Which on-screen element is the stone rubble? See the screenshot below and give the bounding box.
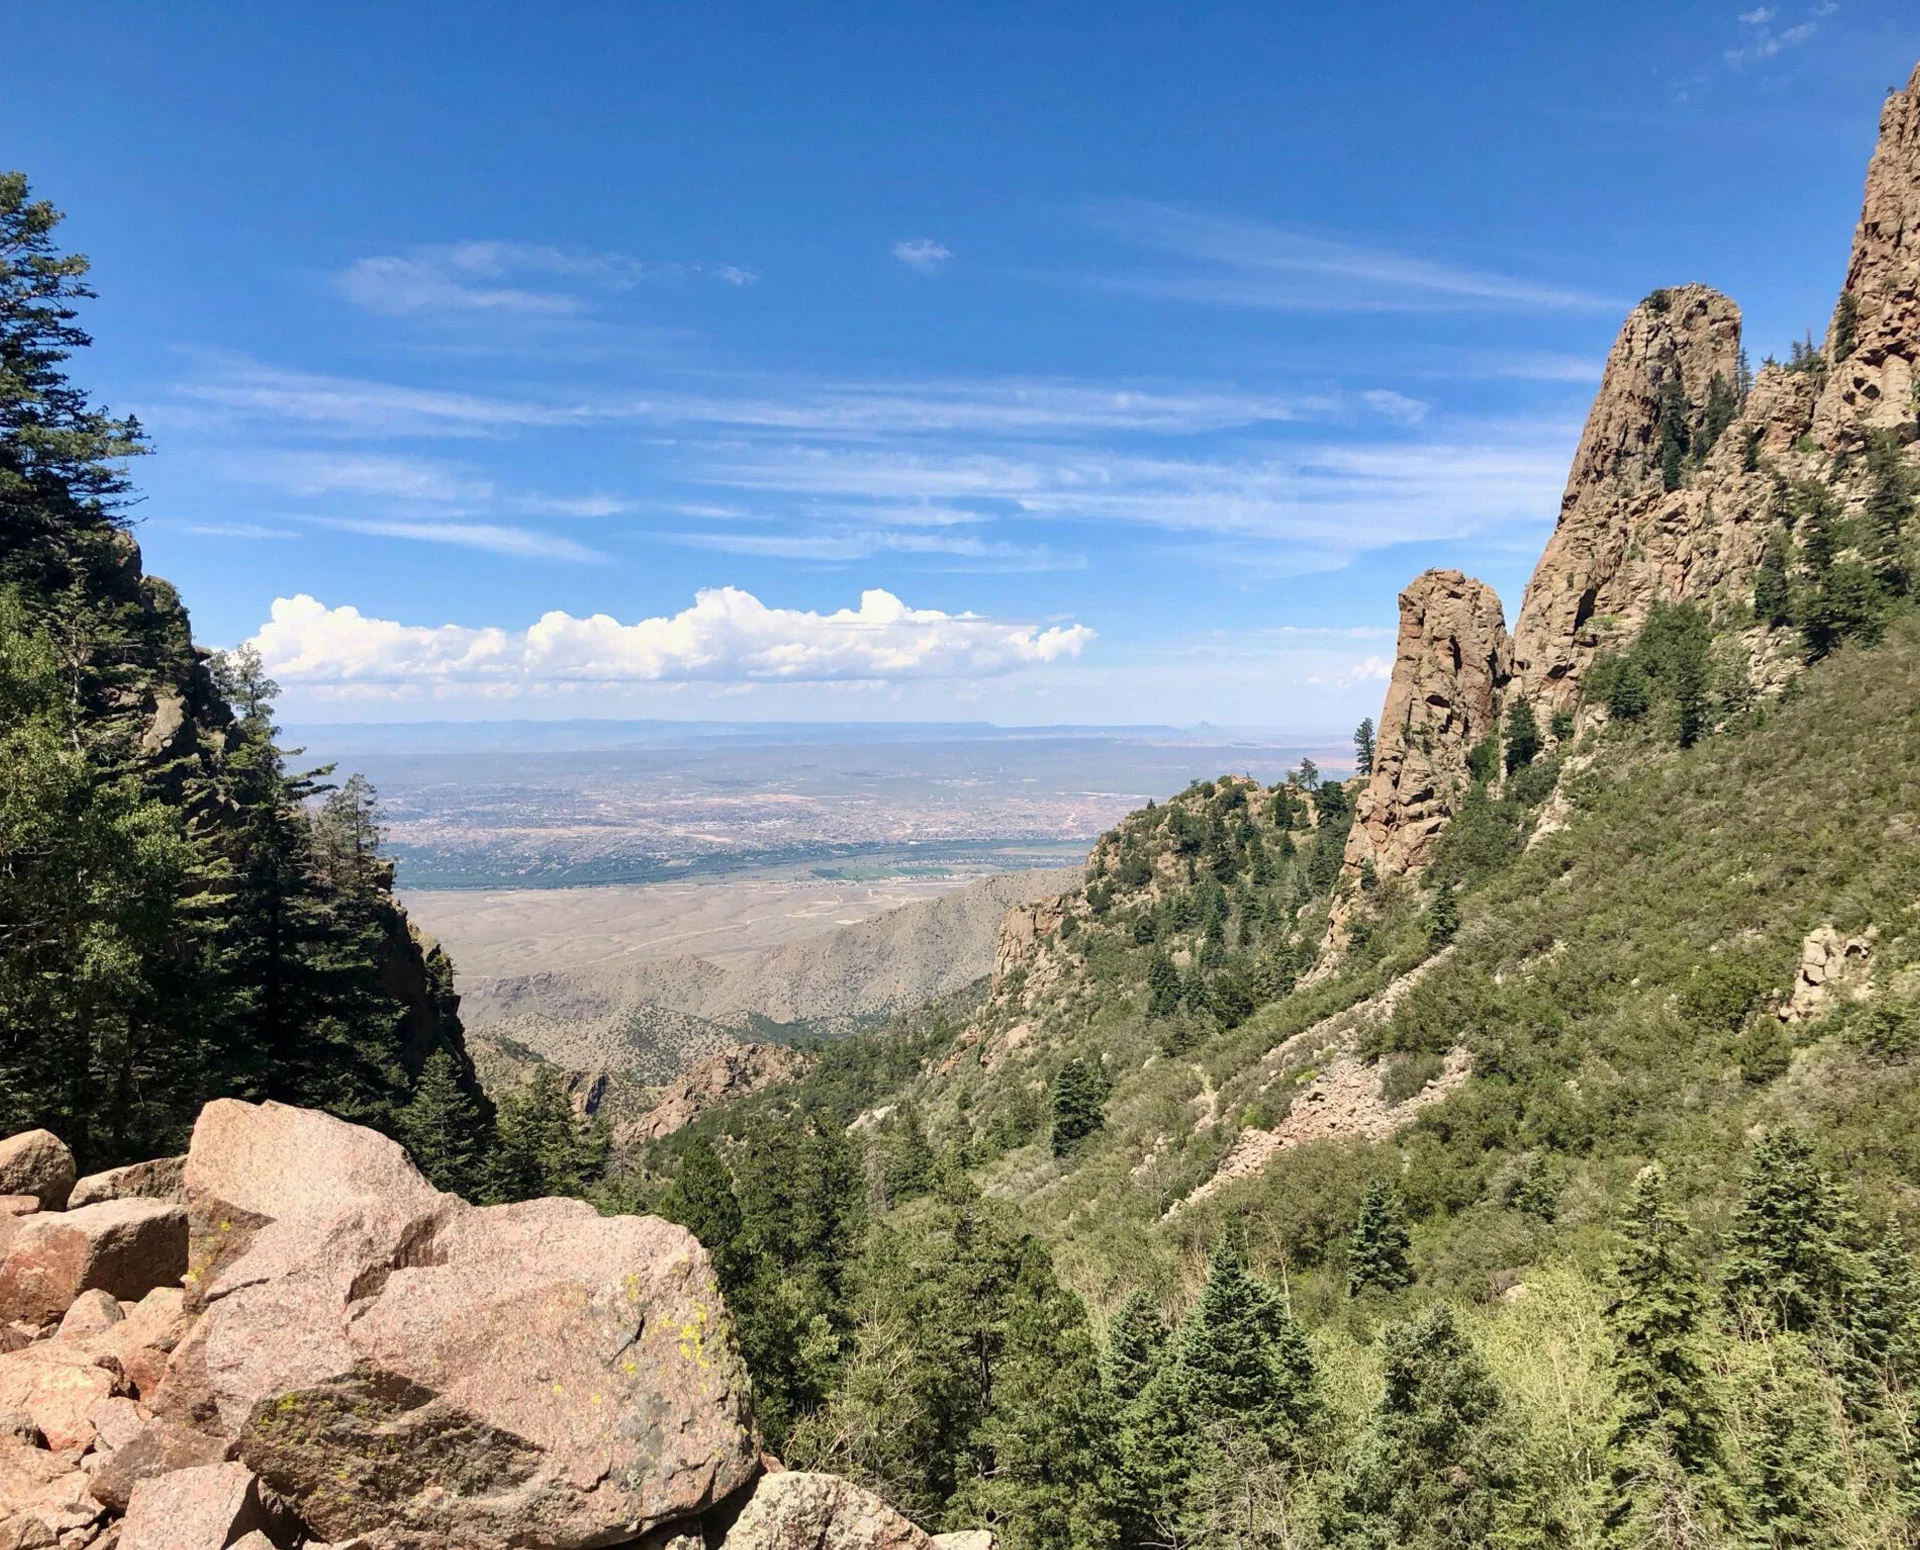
[0,1105,984,1550]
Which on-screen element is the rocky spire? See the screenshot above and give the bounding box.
[1508,285,1745,710]
[1341,569,1509,883]
[1814,62,1920,449]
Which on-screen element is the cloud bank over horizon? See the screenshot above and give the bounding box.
[249,587,1096,699]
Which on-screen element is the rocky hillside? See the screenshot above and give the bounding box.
[0,1102,981,1550]
[459,867,1080,1085]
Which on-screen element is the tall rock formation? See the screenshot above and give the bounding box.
[1336,61,1920,908]
[1341,570,1510,883]
[1814,62,1920,448]
[1508,285,1750,710]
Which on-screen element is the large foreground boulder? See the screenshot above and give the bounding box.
[155,1100,759,1550]
[0,1132,75,1212]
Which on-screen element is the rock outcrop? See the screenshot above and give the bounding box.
[621,1042,812,1146]
[1814,62,1920,448]
[0,1105,969,1550]
[717,1471,933,1550]
[1509,286,1750,711]
[1340,65,1920,898]
[1341,569,1510,884]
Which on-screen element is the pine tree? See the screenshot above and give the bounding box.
[1864,431,1914,597]
[730,1117,864,1447]
[396,1049,492,1198]
[1050,1059,1106,1156]
[1175,1239,1317,1449]
[1604,1164,1721,1541]
[659,1135,749,1291]
[1504,697,1541,774]
[1753,528,1793,626]
[1701,370,1738,455]
[881,1102,937,1207]
[1104,1288,1169,1396]
[1832,289,1860,362]
[1738,1358,1841,1550]
[1353,717,1376,777]
[1723,1126,1855,1335]
[1608,659,1652,721]
[491,1066,606,1202]
[1426,883,1460,947]
[1323,1303,1518,1550]
[1348,1178,1414,1295]
[1658,373,1691,492]
[951,1240,1119,1550]
[0,173,148,565]
[1673,636,1710,749]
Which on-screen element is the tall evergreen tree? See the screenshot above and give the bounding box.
[731,1116,865,1448]
[1323,1303,1518,1550]
[1104,1288,1169,1397]
[659,1135,749,1291]
[1174,1239,1317,1449]
[1723,1126,1855,1335]
[1832,289,1860,362]
[1864,431,1914,597]
[1672,636,1710,749]
[1050,1058,1106,1156]
[951,1240,1119,1550]
[1701,370,1739,455]
[1607,658,1652,721]
[1657,373,1691,493]
[396,1048,492,1198]
[1348,1178,1414,1296]
[1753,528,1793,626]
[1504,697,1541,774]
[1145,952,1181,1019]
[1353,717,1376,777]
[491,1066,607,1202]
[1604,1164,1721,1542]
[880,1102,937,1207]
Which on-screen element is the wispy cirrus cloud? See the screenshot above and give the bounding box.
[668,526,1078,571]
[1078,200,1614,314]
[313,518,605,563]
[169,357,1581,580]
[1724,4,1821,68]
[688,417,1576,567]
[173,360,1352,441]
[251,587,1093,688]
[182,520,300,540]
[336,241,758,316]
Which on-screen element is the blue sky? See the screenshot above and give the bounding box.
[8,2,1917,726]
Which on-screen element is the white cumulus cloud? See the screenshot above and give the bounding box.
[893,239,952,273]
[250,588,1095,689]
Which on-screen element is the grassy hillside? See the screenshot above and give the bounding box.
[629,605,1920,1547]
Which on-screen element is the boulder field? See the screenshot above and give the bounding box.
[0,1101,983,1550]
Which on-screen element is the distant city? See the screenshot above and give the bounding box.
[292,720,1347,889]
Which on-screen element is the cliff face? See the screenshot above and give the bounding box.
[1509,285,1753,711]
[1341,569,1509,883]
[1815,63,1920,448]
[1334,63,1920,906]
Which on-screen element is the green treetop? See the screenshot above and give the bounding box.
[1347,1178,1414,1295]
